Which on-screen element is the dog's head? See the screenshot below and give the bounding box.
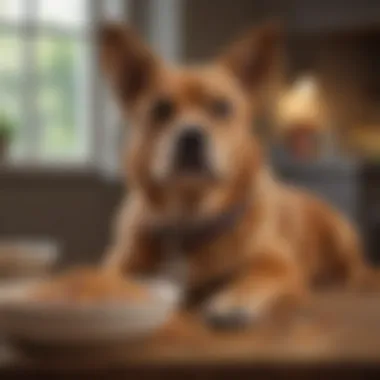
[98,23,280,215]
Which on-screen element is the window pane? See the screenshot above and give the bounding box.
[36,36,88,160]
[38,0,87,28]
[0,33,23,156]
[0,0,24,22]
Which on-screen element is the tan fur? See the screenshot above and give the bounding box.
[99,23,372,326]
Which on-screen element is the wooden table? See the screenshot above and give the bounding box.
[1,292,380,379]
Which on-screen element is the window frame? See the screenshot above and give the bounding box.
[0,0,127,171]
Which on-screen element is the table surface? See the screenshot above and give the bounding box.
[1,291,380,378]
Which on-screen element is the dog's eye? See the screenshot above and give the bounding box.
[151,98,175,124]
[210,98,232,119]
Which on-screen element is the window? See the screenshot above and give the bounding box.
[0,0,179,172]
[0,0,91,164]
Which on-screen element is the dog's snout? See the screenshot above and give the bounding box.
[180,128,204,153]
[175,128,206,172]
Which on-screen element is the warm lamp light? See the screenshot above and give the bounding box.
[277,75,326,132]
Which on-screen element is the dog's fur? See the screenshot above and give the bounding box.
[99,23,373,327]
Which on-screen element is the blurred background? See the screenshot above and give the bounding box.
[0,0,379,275]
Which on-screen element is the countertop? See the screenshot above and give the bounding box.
[1,291,380,379]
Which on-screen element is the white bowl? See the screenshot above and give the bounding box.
[0,240,59,279]
[0,279,181,347]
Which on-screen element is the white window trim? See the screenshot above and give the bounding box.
[90,0,129,178]
[149,0,183,63]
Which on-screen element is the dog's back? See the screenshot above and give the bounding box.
[269,176,367,289]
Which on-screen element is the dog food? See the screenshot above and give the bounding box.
[31,267,150,303]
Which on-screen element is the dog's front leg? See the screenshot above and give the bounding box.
[104,236,158,276]
[203,248,305,329]
[103,197,160,276]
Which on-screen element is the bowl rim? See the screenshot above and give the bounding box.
[0,278,181,315]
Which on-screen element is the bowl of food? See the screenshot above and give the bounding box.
[0,268,181,353]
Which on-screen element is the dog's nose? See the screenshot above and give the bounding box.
[175,128,206,172]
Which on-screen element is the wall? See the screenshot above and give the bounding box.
[183,0,289,62]
[0,169,123,267]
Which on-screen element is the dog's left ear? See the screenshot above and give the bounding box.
[219,22,282,96]
[97,23,160,107]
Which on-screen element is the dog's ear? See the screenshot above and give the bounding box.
[219,22,282,96]
[97,23,159,106]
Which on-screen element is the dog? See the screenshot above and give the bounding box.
[98,22,374,329]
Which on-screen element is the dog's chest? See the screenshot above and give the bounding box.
[157,232,248,288]
[149,200,255,288]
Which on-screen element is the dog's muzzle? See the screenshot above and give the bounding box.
[174,127,207,173]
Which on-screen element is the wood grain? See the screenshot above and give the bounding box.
[1,291,380,373]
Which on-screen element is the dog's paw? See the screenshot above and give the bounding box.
[202,295,262,330]
[204,306,253,330]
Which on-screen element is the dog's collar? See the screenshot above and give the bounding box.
[147,199,249,253]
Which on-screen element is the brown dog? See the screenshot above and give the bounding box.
[98,22,372,328]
